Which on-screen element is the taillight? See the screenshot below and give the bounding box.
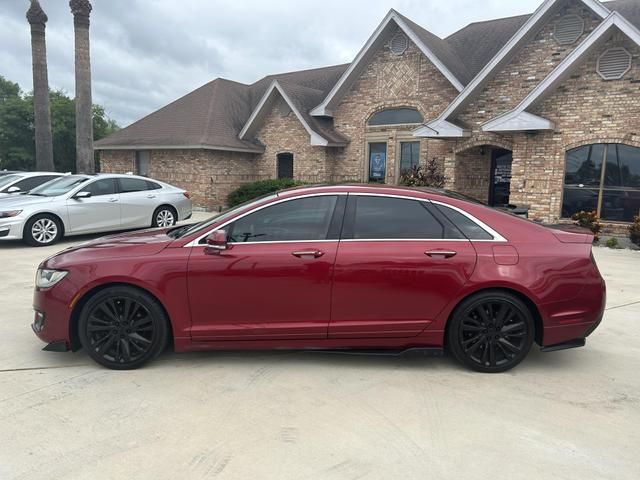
[183,192,191,199]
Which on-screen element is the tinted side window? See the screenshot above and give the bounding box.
[228,196,338,243]
[85,179,117,196]
[14,175,59,192]
[349,196,443,240]
[434,204,494,240]
[118,178,149,193]
[146,181,162,190]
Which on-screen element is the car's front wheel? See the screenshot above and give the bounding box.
[78,286,169,370]
[152,206,177,228]
[24,214,63,247]
[448,291,534,373]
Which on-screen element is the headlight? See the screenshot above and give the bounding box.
[0,210,22,218]
[36,269,68,289]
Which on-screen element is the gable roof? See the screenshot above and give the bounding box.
[95,64,348,151]
[239,80,348,146]
[310,9,469,117]
[413,0,612,138]
[483,11,640,132]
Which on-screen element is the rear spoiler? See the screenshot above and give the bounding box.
[544,224,594,244]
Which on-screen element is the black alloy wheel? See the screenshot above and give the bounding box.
[79,286,169,370]
[448,291,534,373]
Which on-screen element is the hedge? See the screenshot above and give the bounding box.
[226,179,304,207]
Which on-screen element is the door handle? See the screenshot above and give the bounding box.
[147,194,156,199]
[425,250,457,259]
[292,250,325,259]
[108,198,118,203]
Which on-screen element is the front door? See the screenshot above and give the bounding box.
[329,194,477,338]
[66,178,121,234]
[368,143,387,183]
[490,149,513,207]
[187,195,344,340]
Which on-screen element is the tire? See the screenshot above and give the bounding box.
[78,286,169,370]
[152,206,177,228]
[447,291,534,373]
[24,214,63,247]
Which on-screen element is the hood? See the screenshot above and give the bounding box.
[46,227,175,268]
[0,194,56,208]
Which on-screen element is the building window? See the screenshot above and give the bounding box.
[277,152,294,179]
[135,151,150,176]
[368,108,423,126]
[368,143,387,183]
[399,142,420,174]
[562,143,640,222]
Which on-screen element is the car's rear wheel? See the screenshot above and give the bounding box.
[24,214,63,247]
[448,291,534,373]
[78,286,169,370]
[152,206,177,228]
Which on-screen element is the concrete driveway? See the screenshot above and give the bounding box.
[1,220,639,480]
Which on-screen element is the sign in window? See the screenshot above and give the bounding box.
[369,143,387,183]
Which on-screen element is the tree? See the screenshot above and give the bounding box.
[0,75,119,172]
[69,0,94,173]
[26,0,55,171]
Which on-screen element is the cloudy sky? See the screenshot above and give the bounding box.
[1,0,541,126]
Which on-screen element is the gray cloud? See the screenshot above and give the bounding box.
[1,0,541,126]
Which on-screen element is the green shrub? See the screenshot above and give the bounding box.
[227,179,303,207]
[630,216,640,247]
[399,158,445,188]
[571,210,602,242]
[605,237,619,249]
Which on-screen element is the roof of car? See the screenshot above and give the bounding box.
[276,183,464,201]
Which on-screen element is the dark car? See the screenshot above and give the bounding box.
[32,185,606,373]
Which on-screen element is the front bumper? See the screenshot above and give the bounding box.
[32,282,75,350]
[0,217,26,241]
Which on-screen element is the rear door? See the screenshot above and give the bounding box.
[67,178,121,233]
[329,194,477,338]
[117,177,160,228]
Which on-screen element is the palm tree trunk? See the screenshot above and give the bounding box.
[26,0,54,172]
[70,0,94,173]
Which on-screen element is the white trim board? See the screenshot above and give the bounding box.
[483,12,640,133]
[310,9,465,117]
[414,0,611,138]
[239,80,331,147]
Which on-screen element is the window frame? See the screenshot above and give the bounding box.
[562,143,640,223]
[183,192,506,247]
[82,178,118,197]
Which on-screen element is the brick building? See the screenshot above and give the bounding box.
[96,0,640,230]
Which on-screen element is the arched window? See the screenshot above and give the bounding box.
[562,143,640,222]
[277,152,294,179]
[368,108,423,126]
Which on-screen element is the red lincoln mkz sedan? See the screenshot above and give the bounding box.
[32,185,606,373]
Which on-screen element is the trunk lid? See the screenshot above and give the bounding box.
[545,224,594,244]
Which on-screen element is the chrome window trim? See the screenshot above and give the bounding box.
[183,192,346,247]
[183,191,507,247]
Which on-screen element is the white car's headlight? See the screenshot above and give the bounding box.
[36,269,68,289]
[0,210,22,218]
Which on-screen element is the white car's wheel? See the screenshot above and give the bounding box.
[152,206,176,228]
[24,214,63,247]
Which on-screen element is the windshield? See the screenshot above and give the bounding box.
[29,175,89,197]
[171,193,279,239]
[0,174,23,190]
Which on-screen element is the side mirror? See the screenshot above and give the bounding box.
[74,191,92,199]
[7,186,21,194]
[204,230,232,255]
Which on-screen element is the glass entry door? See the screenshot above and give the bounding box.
[490,149,513,207]
[368,143,387,183]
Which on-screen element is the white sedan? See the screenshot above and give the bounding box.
[0,173,192,246]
